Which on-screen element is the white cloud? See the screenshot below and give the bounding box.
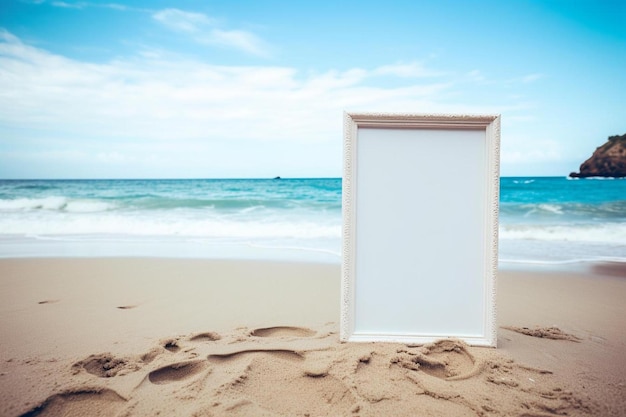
[0,31,464,145]
[38,1,150,13]
[0,31,545,177]
[151,8,270,57]
[152,9,214,33]
[463,70,545,87]
[103,3,129,11]
[51,1,86,8]
[205,29,270,57]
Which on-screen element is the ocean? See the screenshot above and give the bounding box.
[0,177,624,266]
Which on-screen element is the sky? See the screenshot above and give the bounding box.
[0,0,624,179]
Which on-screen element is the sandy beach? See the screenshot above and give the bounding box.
[1,258,624,417]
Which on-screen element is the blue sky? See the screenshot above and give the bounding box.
[0,0,624,178]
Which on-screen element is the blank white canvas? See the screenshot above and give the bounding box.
[354,128,487,337]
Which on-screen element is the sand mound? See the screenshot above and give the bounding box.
[502,326,582,342]
[19,388,126,417]
[18,326,597,417]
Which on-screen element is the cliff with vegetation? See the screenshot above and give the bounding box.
[569,133,626,178]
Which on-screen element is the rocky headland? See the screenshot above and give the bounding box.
[569,133,626,178]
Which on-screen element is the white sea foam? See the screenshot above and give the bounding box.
[0,211,341,239]
[498,238,626,266]
[0,197,115,212]
[500,223,626,244]
[64,200,116,212]
[521,204,564,217]
[238,205,264,214]
[0,234,342,263]
[566,176,626,181]
[0,196,68,211]
[537,204,563,215]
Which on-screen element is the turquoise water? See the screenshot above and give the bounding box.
[0,177,624,264]
[498,177,625,264]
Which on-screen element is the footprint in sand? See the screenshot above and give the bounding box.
[148,360,207,385]
[72,353,137,378]
[37,299,60,305]
[394,339,481,381]
[208,349,356,416]
[162,338,181,353]
[204,349,305,395]
[140,348,161,364]
[19,388,126,417]
[250,326,316,338]
[189,331,222,342]
[354,351,402,403]
[208,349,303,363]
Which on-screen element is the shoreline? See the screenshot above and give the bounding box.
[1,257,625,416]
[2,233,626,268]
[3,249,626,275]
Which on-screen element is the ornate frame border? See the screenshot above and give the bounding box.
[341,112,500,347]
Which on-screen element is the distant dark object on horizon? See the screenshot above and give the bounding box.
[273,176,281,180]
[569,133,626,178]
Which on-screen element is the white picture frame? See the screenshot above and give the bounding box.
[341,113,500,347]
